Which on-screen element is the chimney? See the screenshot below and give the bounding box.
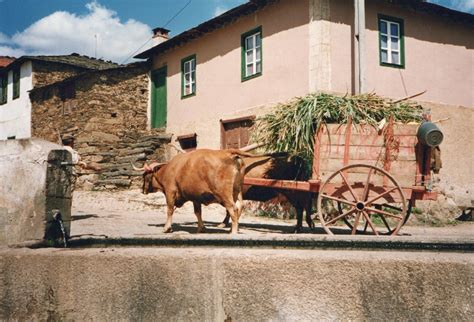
[152,27,170,46]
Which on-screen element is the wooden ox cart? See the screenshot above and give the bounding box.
[243,117,439,235]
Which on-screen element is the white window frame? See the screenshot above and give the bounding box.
[242,28,262,80]
[379,18,403,66]
[182,56,196,97]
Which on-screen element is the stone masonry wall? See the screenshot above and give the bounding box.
[32,62,87,88]
[31,64,171,190]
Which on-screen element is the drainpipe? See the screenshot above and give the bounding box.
[354,0,366,94]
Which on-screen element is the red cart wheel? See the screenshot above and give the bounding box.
[317,164,407,236]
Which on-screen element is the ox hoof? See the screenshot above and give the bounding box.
[294,226,303,234]
[217,223,229,228]
[196,226,206,234]
[163,227,173,233]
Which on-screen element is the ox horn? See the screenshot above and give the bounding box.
[131,162,146,171]
[131,161,166,172]
[168,143,185,154]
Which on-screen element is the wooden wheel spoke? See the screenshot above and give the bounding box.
[362,167,374,202]
[365,206,403,220]
[361,210,379,236]
[380,215,394,233]
[351,212,361,235]
[321,194,356,207]
[382,204,403,212]
[363,220,369,233]
[364,187,398,206]
[338,171,358,202]
[318,164,407,236]
[326,207,357,226]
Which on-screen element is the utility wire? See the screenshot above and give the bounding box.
[120,0,192,64]
[120,37,153,64]
[164,0,192,28]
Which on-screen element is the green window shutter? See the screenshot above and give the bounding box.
[241,26,262,82]
[378,14,405,69]
[13,69,20,99]
[0,76,7,105]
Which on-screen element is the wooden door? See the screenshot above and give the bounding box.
[151,66,167,128]
[221,116,255,149]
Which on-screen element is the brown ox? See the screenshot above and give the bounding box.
[220,153,314,232]
[136,149,256,234]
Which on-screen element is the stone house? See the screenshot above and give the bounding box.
[29,62,171,190]
[135,0,473,209]
[0,54,118,140]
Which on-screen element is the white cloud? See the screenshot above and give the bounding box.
[0,32,11,44]
[455,0,474,12]
[428,0,474,13]
[1,1,152,63]
[0,46,26,57]
[214,6,227,17]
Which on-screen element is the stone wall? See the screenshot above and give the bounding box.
[30,63,171,190]
[32,61,86,88]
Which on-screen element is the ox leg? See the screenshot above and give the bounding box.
[218,213,231,228]
[193,202,205,233]
[163,204,174,233]
[228,192,243,234]
[305,196,315,230]
[295,207,304,234]
[224,203,239,234]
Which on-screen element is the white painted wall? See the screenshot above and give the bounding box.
[0,61,33,140]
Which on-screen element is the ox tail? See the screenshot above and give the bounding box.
[229,150,273,176]
[229,149,289,158]
[230,154,246,175]
[228,149,276,159]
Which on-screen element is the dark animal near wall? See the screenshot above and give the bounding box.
[220,153,314,233]
[134,149,256,234]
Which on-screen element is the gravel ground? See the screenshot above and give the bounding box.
[71,190,473,240]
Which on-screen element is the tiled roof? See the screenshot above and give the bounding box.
[24,53,119,70]
[0,56,15,67]
[0,53,119,73]
[135,0,276,59]
[135,0,474,59]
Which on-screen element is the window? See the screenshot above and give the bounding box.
[13,68,20,99]
[181,54,196,98]
[177,133,197,151]
[220,116,255,149]
[0,75,7,105]
[378,15,404,68]
[241,26,262,81]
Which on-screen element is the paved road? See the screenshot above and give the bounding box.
[71,190,473,244]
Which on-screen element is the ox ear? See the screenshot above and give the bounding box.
[152,163,167,172]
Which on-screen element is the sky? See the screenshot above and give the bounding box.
[0,0,472,64]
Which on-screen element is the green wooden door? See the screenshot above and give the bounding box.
[151,66,167,128]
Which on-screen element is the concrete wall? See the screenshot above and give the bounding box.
[0,247,472,320]
[152,0,310,148]
[426,102,473,208]
[329,0,474,107]
[0,139,73,246]
[0,61,33,140]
